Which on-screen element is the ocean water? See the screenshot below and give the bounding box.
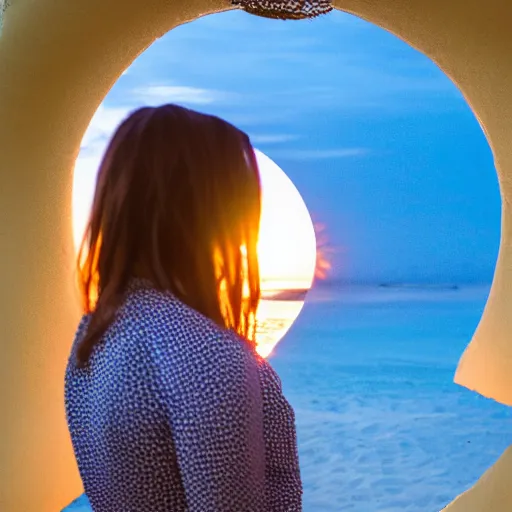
[270,284,512,511]
[64,284,512,512]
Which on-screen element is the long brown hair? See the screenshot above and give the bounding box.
[76,104,262,366]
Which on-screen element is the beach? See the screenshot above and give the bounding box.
[64,283,512,511]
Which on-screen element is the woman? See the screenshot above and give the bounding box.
[65,104,303,512]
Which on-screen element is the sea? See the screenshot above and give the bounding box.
[64,282,512,512]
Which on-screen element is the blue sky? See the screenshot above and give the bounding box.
[78,8,501,284]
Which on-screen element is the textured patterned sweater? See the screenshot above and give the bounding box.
[65,278,302,511]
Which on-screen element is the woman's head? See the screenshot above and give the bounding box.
[76,104,262,366]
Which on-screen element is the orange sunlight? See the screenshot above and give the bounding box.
[313,221,333,281]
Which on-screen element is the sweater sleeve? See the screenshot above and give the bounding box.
[258,357,303,511]
[153,323,267,512]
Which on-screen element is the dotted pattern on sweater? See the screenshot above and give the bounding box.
[65,278,302,512]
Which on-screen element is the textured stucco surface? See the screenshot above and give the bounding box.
[0,0,511,510]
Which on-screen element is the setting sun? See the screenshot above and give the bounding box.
[255,150,317,291]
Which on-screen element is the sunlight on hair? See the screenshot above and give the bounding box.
[72,147,318,358]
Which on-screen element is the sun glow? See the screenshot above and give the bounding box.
[313,222,333,281]
[72,145,318,358]
[256,150,316,290]
[253,149,317,356]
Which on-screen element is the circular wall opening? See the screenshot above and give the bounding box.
[64,9,508,512]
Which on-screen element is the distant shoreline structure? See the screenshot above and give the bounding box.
[310,278,492,289]
[377,282,460,290]
[260,280,493,301]
[261,288,308,301]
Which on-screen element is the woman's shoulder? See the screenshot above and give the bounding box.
[256,358,297,427]
[122,280,255,362]
[72,314,92,346]
[255,356,284,391]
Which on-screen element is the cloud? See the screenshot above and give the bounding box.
[251,134,300,144]
[78,81,238,155]
[268,148,369,160]
[131,84,234,106]
[222,110,297,127]
[80,105,132,152]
